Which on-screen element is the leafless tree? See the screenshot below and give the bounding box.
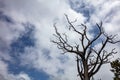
[51,15,120,80]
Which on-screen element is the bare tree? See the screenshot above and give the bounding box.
[51,15,120,80]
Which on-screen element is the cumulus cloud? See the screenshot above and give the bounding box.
[0,0,120,80]
[0,60,31,80]
[0,0,85,80]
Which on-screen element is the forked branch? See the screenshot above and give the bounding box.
[52,15,120,80]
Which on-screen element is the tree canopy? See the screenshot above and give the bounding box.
[111,59,120,80]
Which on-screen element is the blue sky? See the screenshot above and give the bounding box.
[9,22,50,80]
[0,0,120,80]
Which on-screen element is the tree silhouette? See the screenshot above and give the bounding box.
[52,15,120,80]
[110,59,120,80]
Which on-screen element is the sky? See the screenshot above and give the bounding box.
[0,0,120,80]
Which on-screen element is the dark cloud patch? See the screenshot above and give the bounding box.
[42,48,52,60]
[57,68,64,75]
[0,11,14,24]
[57,55,69,64]
[0,74,5,80]
[0,38,8,52]
[0,0,5,8]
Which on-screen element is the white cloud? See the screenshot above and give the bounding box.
[89,0,120,31]
[20,46,78,80]
[0,59,31,80]
[0,0,120,80]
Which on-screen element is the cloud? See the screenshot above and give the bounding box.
[20,46,78,80]
[0,0,85,80]
[0,59,31,80]
[0,0,120,80]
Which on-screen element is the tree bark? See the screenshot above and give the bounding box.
[84,60,90,80]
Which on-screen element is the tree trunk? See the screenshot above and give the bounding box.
[84,60,90,80]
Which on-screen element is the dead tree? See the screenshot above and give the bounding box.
[51,15,120,80]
